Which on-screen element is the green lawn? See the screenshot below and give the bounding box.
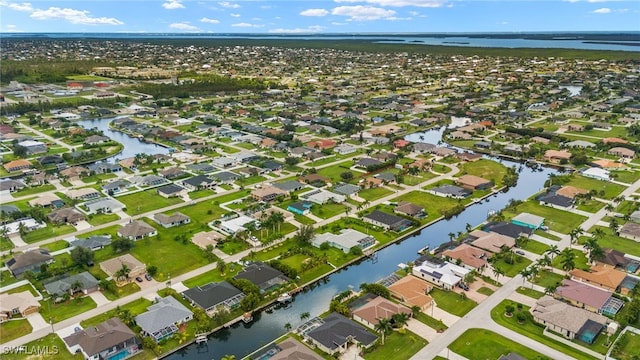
[102,281,141,301]
[0,270,19,287]
[449,328,551,360]
[393,190,470,224]
[310,202,349,219]
[359,187,393,201]
[515,286,545,299]
[551,249,590,271]
[363,329,427,360]
[520,239,550,255]
[491,300,598,360]
[414,312,448,331]
[459,159,508,187]
[81,173,117,183]
[611,170,640,184]
[584,226,640,257]
[117,189,183,215]
[0,236,15,251]
[12,184,56,197]
[42,240,70,252]
[22,225,76,243]
[534,229,561,241]
[576,199,606,213]
[40,296,97,323]
[429,288,477,317]
[566,175,625,200]
[87,212,120,226]
[188,189,216,199]
[217,238,250,255]
[477,287,495,296]
[80,298,152,328]
[237,175,267,186]
[610,329,640,360]
[182,266,242,288]
[502,200,587,234]
[531,270,566,288]
[317,161,355,183]
[0,319,32,344]
[492,255,532,277]
[0,334,82,360]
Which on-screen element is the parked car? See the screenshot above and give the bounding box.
[145,274,152,281]
[515,250,525,256]
[135,276,143,283]
[458,282,469,291]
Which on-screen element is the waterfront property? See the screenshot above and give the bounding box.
[311,229,376,254]
[531,295,608,344]
[305,312,377,355]
[427,184,472,199]
[63,318,141,360]
[182,281,245,315]
[234,262,290,293]
[135,296,193,343]
[412,255,470,290]
[441,243,489,271]
[511,212,545,229]
[387,275,434,311]
[352,296,411,329]
[266,338,324,360]
[363,210,413,232]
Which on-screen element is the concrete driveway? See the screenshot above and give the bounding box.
[88,291,110,307]
[26,313,50,331]
[73,221,92,231]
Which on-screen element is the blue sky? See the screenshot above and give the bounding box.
[1,1,639,33]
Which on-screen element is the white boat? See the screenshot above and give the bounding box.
[417,245,430,255]
[277,293,292,303]
[195,334,207,344]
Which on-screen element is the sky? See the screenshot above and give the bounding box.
[0,0,639,33]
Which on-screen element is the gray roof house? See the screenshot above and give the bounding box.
[117,221,158,240]
[6,249,53,278]
[305,312,377,354]
[182,281,246,315]
[135,296,193,343]
[63,318,141,360]
[532,296,608,343]
[153,212,191,228]
[427,184,472,199]
[211,171,240,184]
[44,271,99,296]
[363,210,413,232]
[156,184,187,198]
[273,180,306,193]
[102,179,132,195]
[182,175,216,190]
[70,235,112,251]
[84,197,126,214]
[234,262,290,293]
[333,183,361,196]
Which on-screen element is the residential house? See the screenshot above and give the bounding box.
[412,256,470,290]
[84,135,109,145]
[363,210,413,232]
[211,157,236,169]
[182,175,216,190]
[456,175,494,190]
[182,281,245,315]
[544,150,572,163]
[300,189,346,205]
[569,265,627,293]
[619,222,640,241]
[441,243,488,271]
[100,254,146,284]
[67,188,101,201]
[333,183,361,197]
[219,215,258,234]
[387,275,433,311]
[273,180,306,193]
[0,179,26,193]
[44,271,99,296]
[63,318,141,360]
[211,171,240,184]
[186,163,216,173]
[156,184,187,198]
[29,193,63,208]
[531,296,608,344]
[582,167,610,181]
[511,212,545,229]
[287,201,313,215]
[70,235,112,251]
[17,140,47,155]
[191,230,224,250]
[4,159,32,172]
[47,207,86,225]
[311,229,376,254]
[234,262,290,293]
[413,142,436,154]
[117,221,157,240]
[268,338,324,360]
[555,279,617,315]
[352,296,411,329]
[305,312,377,355]
[394,201,425,218]
[88,163,122,174]
[251,186,288,202]
[6,249,53,278]
[608,147,635,159]
[0,218,44,235]
[130,175,166,187]
[428,184,472,199]
[0,291,40,321]
[299,174,331,186]
[307,139,337,150]
[102,179,132,195]
[260,160,284,172]
[84,198,126,214]
[483,222,534,239]
[597,249,631,270]
[135,296,193,343]
[355,157,383,169]
[159,167,187,180]
[153,212,191,228]
[334,143,357,155]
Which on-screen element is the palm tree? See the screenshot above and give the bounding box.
[300,312,310,321]
[391,313,410,328]
[544,284,558,296]
[568,227,584,249]
[592,227,606,241]
[536,254,552,270]
[492,266,505,282]
[70,280,84,295]
[374,318,393,345]
[410,305,421,317]
[115,264,131,282]
[546,244,560,260]
[559,248,576,272]
[605,203,615,214]
[609,218,619,234]
[518,268,531,285]
[448,232,456,242]
[284,323,292,332]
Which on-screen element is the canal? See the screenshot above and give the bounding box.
[164,148,557,358]
[76,117,170,162]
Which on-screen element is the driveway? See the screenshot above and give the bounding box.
[73,221,92,231]
[88,291,110,307]
[406,318,439,342]
[26,313,50,332]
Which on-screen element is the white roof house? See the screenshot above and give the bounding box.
[300,189,346,204]
[412,257,470,290]
[311,229,376,253]
[219,215,256,234]
[582,167,610,181]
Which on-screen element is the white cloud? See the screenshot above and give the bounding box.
[169,22,199,31]
[269,25,326,33]
[219,2,240,9]
[162,0,185,10]
[4,24,23,32]
[592,7,611,13]
[332,5,396,21]
[230,13,241,17]
[334,0,446,7]
[232,22,263,27]
[300,8,329,16]
[30,7,124,25]
[6,2,33,12]
[200,17,220,24]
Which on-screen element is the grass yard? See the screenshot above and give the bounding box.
[551,249,590,271]
[584,226,640,257]
[81,173,117,183]
[520,239,550,255]
[237,175,267,186]
[566,175,625,200]
[429,288,477,317]
[317,161,355,183]
[491,300,598,360]
[182,265,242,288]
[80,298,152,328]
[87,212,120,226]
[217,238,250,255]
[477,287,495,296]
[42,240,70,252]
[393,190,470,224]
[320,217,397,246]
[12,184,56,197]
[414,312,448,331]
[610,330,640,360]
[0,334,82,360]
[516,286,545,299]
[294,214,316,225]
[531,270,566,289]
[363,329,427,360]
[576,199,606,213]
[0,236,14,251]
[611,170,640,184]
[359,187,393,201]
[501,200,587,234]
[0,270,19,287]
[449,328,551,360]
[117,189,183,215]
[534,229,561,241]
[459,159,509,187]
[40,296,97,323]
[310,202,349,219]
[102,281,141,301]
[0,319,32,344]
[22,225,76,243]
[492,255,532,277]
[188,189,216,199]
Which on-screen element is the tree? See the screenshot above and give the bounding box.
[70,246,94,267]
[374,318,393,345]
[492,266,505,282]
[300,312,310,321]
[546,244,560,260]
[519,268,531,285]
[295,225,315,245]
[284,323,292,331]
[217,260,227,275]
[391,312,410,328]
[609,218,619,234]
[112,237,135,252]
[410,305,421,317]
[559,248,576,272]
[147,265,158,277]
[340,171,354,182]
[115,264,131,282]
[568,227,584,248]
